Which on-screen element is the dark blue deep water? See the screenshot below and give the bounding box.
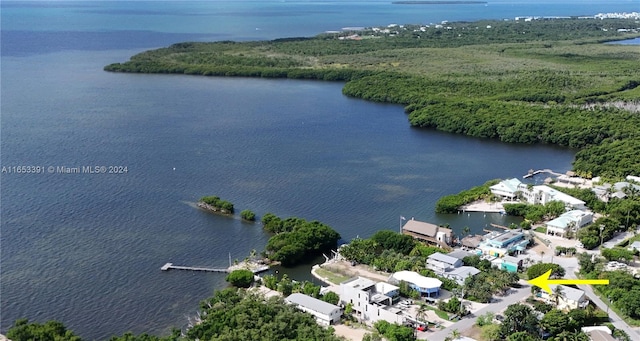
[2,1,638,339]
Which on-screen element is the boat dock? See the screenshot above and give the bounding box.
[161,263,228,273]
[490,223,509,230]
[161,262,270,274]
[523,168,562,179]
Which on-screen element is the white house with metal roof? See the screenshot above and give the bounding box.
[537,285,588,311]
[426,252,462,272]
[522,185,586,210]
[546,210,593,238]
[285,293,342,325]
[490,178,523,200]
[426,252,480,285]
[443,266,481,285]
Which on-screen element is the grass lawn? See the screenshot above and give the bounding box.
[314,267,351,285]
[535,226,547,234]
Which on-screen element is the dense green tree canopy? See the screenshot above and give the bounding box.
[200,196,234,213]
[225,269,254,288]
[371,230,416,255]
[527,263,566,281]
[106,18,640,178]
[189,288,343,341]
[500,304,541,339]
[263,215,341,266]
[7,319,82,341]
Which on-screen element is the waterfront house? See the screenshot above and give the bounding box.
[477,229,529,257]
[388,271,442,298]
[401,219,452,246]
[521,185,586,210]
[339,277,404,324]
[537,285,589,311]
[593,181,640,202]
[285,293,342,325]
[490,178,523,200]
[546,210,593,238]
[461,235,483,250]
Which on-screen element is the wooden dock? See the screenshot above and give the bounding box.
[160,262,270,274]
[490,223,509,230]
[161,263,228,273]
[523,168,562,179]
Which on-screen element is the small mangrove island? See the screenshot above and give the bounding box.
[198,195,234,214]
[105,17,640,177]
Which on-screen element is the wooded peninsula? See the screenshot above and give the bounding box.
[105,18,640,177]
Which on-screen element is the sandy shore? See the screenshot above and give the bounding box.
[459,200,509,213]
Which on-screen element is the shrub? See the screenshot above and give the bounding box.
[240,209,256,221]
[225,269,254,288]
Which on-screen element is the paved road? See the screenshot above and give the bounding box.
[419,280,533,341]
[558,255,640,340]
[573,280,640,340]
[420,254,640,341]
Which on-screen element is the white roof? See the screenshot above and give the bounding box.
[285,293,340,316]
[375,282,399,295]
[389,271,442,289]
[546,215,573,229]
[342,276,376,290]
[447,266,480,278]
[490,178,522,193]
[550,285,585,302]
[547,210,592,229]
[428,252,460,266]
[533,185,585,206]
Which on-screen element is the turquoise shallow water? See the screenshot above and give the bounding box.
[2,0,638,338]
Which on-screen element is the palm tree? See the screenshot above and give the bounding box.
[449,329,461,340]
[462,226,471,238]
[416,303,428,323]
[551,285,565,307]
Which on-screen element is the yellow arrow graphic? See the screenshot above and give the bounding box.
[528,269,609,294]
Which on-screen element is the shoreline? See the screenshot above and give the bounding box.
[459,199,508,213]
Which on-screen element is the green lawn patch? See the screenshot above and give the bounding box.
[425,306,450,320]
[314,267,352,285]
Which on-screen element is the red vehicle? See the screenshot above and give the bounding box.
[416,325,426,331]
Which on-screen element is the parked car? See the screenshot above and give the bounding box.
[416,325,426,331]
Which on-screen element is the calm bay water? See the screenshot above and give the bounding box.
[2,1,638,339]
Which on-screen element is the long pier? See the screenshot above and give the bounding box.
[160,262,269,274]
[523,168,562,179]
[161,263,228,273]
